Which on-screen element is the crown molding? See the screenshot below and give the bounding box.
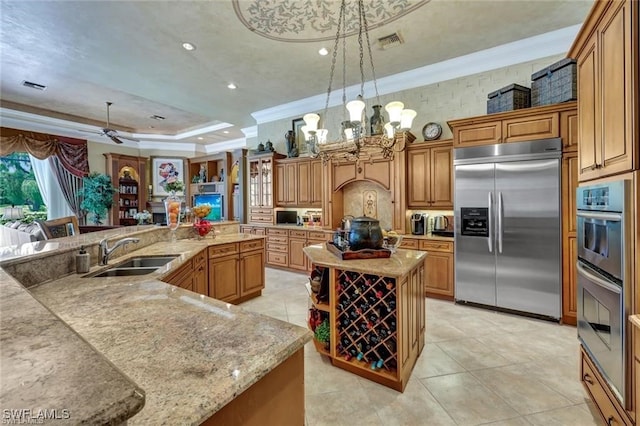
[251,24,582,124]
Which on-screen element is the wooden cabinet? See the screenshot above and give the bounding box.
[248,152,285,224]
[288,233,307,271]
[275,158,323,207]
[448,103,577,149]
[570,0,639,181]
[162,248,208,294]
[239,239,265,296]
[581,347,633,426]
[275,162,297,206]
[209,239,265,303]
[419,240,454,300]
[297,159,323,207]
[104,153,147,226]
[561,153,579,325]
[407,140,453,209]
[266,228,288,268]
[304,249,425,392]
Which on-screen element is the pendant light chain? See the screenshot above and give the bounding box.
[361,1,381,105]
[323,0,346,121]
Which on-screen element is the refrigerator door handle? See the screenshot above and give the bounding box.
[487,192,493,253]
[498,191,503,254]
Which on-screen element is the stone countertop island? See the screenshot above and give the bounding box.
[1,226,312,425]
[303,243,426,392]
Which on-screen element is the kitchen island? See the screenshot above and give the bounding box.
[303,243,426,392]
[1,226,312,425]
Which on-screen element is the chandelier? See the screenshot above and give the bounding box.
[302,0,417,162]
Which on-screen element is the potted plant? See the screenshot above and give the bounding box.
[78,172,117,225]
[314,319,330,351]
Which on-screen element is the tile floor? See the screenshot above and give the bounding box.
[240,268,602,426]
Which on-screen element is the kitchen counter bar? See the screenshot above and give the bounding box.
[4,230,312,425]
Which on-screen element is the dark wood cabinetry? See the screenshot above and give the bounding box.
[104,153,147,226]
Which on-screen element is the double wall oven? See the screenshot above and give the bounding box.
[576,179,631,407]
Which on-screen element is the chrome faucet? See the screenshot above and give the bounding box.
[99,237,140,265]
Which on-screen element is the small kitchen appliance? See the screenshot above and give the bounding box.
[434,215,449,232]
[410,213,427,235]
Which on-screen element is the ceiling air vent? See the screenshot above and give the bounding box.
[22,80,46,91]
[150,115,165,120]
[377,32,404,50]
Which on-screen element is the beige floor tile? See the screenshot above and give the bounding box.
[471,364,572,415]
[358,377,457,425]
[524,403,601,425]
[436,338,514,370]
[251,268,591,426]
[422,372,519,425]
[304,390,383,426]
[478,417,532,426]
[412,343,466,379]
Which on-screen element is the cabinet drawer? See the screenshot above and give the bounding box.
[209,243,239,258]
[581,349,630,426]
[289,230,307,238]
[249,214,273,223]
[267,235,288,244]
[400,238,419,249]
[267,242,287,252]
[192,249,207,266]
[267,251,288,266]
[307,231,327,240]
[241,239,264,252]
[250,208,273,215]
[268,228,288,236]
[420,240,453,253]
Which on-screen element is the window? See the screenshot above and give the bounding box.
[0,152,46,222]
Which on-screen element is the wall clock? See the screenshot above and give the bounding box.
[422,122,442,141]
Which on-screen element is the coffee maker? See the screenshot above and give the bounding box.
[410,213,427,235]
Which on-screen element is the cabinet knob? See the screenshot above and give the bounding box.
[590,164,597,171]
[607,416,615,425]
[582,373,594,385]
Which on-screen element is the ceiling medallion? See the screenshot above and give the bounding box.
[232,0,430,42]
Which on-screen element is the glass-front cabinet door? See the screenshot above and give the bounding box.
[260,158,273,208]
[249,158,261,208]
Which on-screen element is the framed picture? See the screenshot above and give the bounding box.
[292,117,308,156]
[150,157,186,197]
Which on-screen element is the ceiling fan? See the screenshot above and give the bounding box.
[87,102,140,144]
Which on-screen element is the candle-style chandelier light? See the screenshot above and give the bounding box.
[302,0,417,162]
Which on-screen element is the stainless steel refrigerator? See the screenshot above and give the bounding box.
[453,138,562,320]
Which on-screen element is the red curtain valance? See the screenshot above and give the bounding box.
[0,127,89,177]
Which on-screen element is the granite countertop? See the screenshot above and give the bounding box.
[303,244,426,277]
[403,233,454,242]
[0,270,145,424]
[25,234,311,425]
[630,315,640,329]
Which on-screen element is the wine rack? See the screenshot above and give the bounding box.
[335,270,398,374]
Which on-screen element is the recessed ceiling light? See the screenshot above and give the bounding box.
[182,42,196,51]
[223,131,229,134]
[197,137,204,140]
[227,83,237,90]
[318,47,328,56]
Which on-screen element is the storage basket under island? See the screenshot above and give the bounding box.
[303,243,426,392]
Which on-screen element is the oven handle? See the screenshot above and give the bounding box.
[576,262,622,294]
[576,211,622,221]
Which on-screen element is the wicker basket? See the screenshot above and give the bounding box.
[531,58,577,106]
[487,84,531,114]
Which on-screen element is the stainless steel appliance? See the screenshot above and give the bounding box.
[454,138,562,319]
[577,179,631,407]
[410,213,427,235]
[434,215,449,232]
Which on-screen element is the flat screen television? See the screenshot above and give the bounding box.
[193,193,224,221]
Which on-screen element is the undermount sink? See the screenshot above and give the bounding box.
[83,255,180,278]
[115,255,179,269]
[88,267,161,278]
